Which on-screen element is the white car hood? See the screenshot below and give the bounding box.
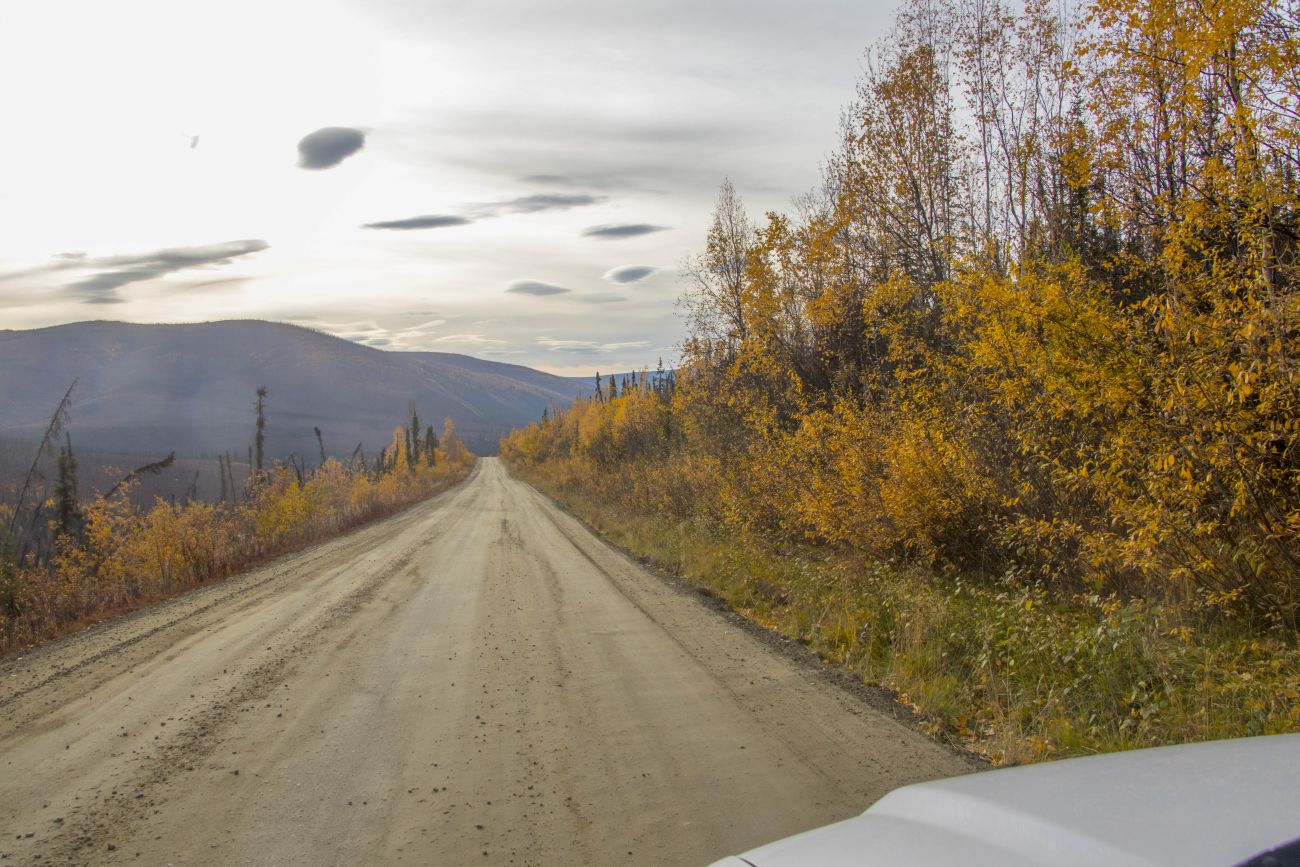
[717,734,1300,867]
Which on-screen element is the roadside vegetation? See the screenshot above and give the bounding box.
[503,0,1300,763]
[0,393,474,655]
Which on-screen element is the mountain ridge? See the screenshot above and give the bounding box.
[0,320,585,457]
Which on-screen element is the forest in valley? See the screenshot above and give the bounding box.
[0,386,474,654]
[502,0,1300,760]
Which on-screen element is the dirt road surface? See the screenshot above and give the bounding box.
[0,458,975,866]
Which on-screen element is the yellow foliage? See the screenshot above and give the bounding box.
[502,0,1300,625]
[1,425,476,654]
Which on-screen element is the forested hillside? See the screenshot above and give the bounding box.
[0,321,582,458]
[504,0,1300,761]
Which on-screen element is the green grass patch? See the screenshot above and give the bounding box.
[514,464,1300,765]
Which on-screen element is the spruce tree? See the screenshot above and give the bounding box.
[254,386,267,475]
[53,432,80,538]
[408,410,421,470]
[0,528,20,620]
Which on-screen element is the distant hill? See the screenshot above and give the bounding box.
[0,321,585,458]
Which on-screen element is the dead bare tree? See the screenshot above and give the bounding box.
[103,452,177,501]
[8,380,76,537]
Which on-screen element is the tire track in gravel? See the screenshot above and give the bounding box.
[0,459,977,867]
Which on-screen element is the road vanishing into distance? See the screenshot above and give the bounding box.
[0,458,974,866]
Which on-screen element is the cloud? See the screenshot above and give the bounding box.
[519,174,576,186]
[432,333,507,346]
[166,276,250,294]
[62,239,269,303]
[297,127,366,170]
[406,317,448,330]
[499,193,605,213]
[362,194,601,229]
[538,336,651,354]
[602,264,656,284]
[538,338,604,354]
[468,192,606,219]
[362,214,471,230]
[414,104,769,194]
[66,269,155,300]
[578,292,627,304]
[581,223,669,239]
[507,280,570,296]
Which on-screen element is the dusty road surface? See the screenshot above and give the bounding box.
[1,458,975,866]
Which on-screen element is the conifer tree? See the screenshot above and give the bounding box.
[0,529,19,620]
[408,410,421,470]
[53,432,80,539]
[254,386,268,475]
[425,424,438,466]
[225,452,237,501]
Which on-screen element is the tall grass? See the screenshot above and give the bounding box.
[515,464,1300,765]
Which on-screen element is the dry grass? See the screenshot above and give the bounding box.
[516,464,1300,765]
[0,455,474,656]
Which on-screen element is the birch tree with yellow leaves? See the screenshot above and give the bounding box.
[504,0,1299,627]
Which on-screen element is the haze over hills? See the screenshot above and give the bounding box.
[0,321,587,458]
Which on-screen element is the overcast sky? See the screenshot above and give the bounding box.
[0,0,897,375]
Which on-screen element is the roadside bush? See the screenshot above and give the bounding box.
[0,438,474,655]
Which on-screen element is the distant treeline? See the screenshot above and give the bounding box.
[502,0,1300,759]
[0,436,252,513]
[0,389,475,654]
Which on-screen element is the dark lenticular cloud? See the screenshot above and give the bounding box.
[173,276,250,294]
[468,192,606,219]
[64,239,269,304]
[507,280,570,296]
[297,127,366,170]
[519,174,574,186]
[362,214,471,230]
[504,193,605,213]
[603,265,656,284]
[581,223,669,239]
[71,275,137,303]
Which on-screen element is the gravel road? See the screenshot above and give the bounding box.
[0,458,975,866]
